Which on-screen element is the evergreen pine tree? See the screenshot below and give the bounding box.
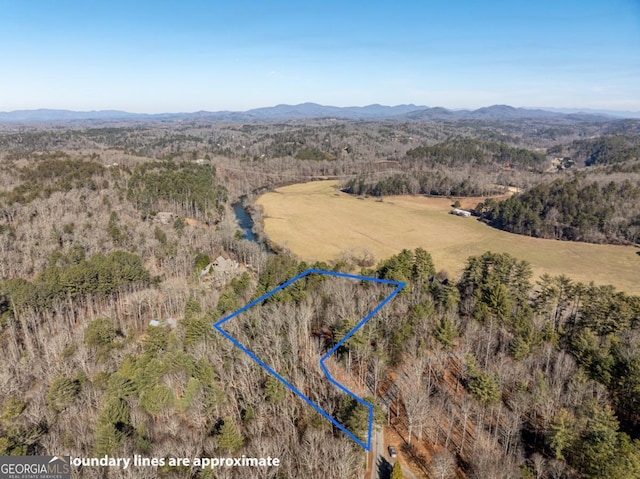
[217,417,244,452]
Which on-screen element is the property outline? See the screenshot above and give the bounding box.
[213,269,405,450]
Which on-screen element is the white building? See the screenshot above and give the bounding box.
[451,208,472,217]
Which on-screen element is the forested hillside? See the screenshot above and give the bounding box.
[475,177,640,244]
[405,139,548,170]
[127,161,227,222]
[342,138,549,198]
[0,118,639,478]
[548,135,640,167]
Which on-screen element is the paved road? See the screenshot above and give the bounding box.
[367,426,418,479]
[368,426,391,479]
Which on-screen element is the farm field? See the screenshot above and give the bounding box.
[256,180,640,295]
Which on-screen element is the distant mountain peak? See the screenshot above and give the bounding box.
[0,103,634,123]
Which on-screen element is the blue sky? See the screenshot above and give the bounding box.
[0,0,639,112]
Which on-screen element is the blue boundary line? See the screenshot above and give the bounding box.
[213,269,405,450]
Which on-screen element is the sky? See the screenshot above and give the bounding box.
[0,0,639,113]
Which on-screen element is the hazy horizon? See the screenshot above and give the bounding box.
[1,102,639,116]
[1,1,639,113]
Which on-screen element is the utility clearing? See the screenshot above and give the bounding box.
[256,180,640,295]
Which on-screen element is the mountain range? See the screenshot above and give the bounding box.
[1,103,638,123]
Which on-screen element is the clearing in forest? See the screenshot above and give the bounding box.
[255,180,640,295]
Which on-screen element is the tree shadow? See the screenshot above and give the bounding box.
[400,441,431,476]
[636,250,640,256]
[376,455,392,479]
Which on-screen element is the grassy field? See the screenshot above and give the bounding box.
[255,180,640,295]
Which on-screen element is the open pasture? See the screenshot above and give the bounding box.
[255,181,640,295]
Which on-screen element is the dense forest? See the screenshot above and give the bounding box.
[0,116,639,478]
[548,135,640,167]
[475,176,640,244]
[127,161,227,222]
[342,172,503,198]
[405,139,548,171]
